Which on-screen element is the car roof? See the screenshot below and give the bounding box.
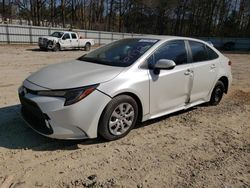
[53,31,76,33]
[133,35,206,43]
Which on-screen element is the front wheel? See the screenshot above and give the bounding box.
[209,80,225,105]
[98,95,138,141]
[53,43,60,52]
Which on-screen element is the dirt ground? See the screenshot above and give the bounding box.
[0,45,249,188]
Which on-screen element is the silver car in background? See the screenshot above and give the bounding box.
[18,36,232,140]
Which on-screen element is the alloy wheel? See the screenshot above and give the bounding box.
[108,103,135,136]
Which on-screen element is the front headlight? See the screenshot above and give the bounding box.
[37,84,99,106]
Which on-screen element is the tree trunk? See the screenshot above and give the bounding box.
[83,0,86,28]
[2,0,6,22]
[118,0,122,32]
[37,0,40,26]
[108,0,114,31]
[71,0,74,28]
[156,7,165,35]
[61,0,65,27]
[50,0,55,27]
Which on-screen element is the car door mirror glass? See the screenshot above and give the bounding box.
[154,59,176,70]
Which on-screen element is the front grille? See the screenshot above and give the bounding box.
[38,38,48,47]
[19,94,53,135]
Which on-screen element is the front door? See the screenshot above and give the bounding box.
[61,33,71,48]
[149,40,193,117]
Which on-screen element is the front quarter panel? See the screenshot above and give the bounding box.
[98,68,150,120]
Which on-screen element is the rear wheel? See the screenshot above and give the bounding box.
[98,95,138,141]
[209,80,225,105]
[85,43,91,51]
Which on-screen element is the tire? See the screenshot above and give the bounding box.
[209,80,225,105]
[85,43,91,51]
[53,43,60,52]
[46,41,54,50]
[98,95,138,141]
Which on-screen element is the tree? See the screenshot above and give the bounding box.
[1,0,250,37]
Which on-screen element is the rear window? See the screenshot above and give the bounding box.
[71,33,77,39]
[206,46,219,60]
[189,41,219,62]
[189,41,208,62]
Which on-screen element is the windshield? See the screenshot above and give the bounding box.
[78,38,159,67]
[50,32,64,38]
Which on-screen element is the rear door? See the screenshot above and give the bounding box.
[188,41,219,103]
[70,33,79,48]
[149,40,194,117]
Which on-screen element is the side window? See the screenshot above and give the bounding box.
[206,46,219,60]
[154,40,188,65]
[63,33,70,40]
[189,41,208,62]
[71,33,77,39]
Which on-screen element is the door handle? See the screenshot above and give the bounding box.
[184,69,192,75]
[210,64,216,69]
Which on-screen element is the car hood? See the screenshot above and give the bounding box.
[26,60,124,90]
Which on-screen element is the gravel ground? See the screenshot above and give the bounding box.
[0,45,249,188]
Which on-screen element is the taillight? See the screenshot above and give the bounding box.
[228,60,232,66]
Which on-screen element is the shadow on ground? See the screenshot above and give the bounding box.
[136,107,197,129]
[0,104,200,151]
[0,104,104,151]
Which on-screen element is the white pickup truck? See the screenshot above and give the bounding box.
[38,31,95,51]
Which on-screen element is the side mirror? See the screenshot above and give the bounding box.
[152,59,176,75]
[154,59,176,70]
[62,36,66,40]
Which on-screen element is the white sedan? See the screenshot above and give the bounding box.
[19,36,232,140]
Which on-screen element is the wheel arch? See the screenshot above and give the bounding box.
[85,42,91,51]
[113,92,143,123]
[218,76,229,93]
[56,42,61,50]
[99,91,143,126]
[97,91,143,139]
